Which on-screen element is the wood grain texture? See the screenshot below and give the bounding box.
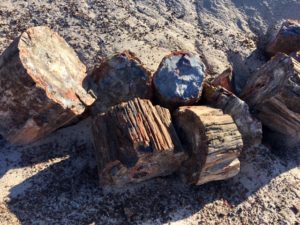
[92,98,186,187]
[241,53,300,138]
[174,106,243,185]
[0,26,94,145]
[203,82,262,147]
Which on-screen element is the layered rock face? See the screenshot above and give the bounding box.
[0,26,94,145]
[92,98,186,187]
[89,51,153,114]
[153,51,206,108]
[267,19,300,56]
[174,106,243,185]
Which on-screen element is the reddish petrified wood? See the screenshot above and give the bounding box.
[241,53,300,138]
[203,83,262,147]
[153,51,206,108]
[266,19,300,56]
[175,106,243,185]
[211,66,234,92]
[0,26,94,145]
[89,50,153,114]
[92,98,186,187]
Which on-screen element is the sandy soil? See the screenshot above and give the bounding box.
[0,0,300,224]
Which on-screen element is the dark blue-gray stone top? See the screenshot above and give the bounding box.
[153,52,206,106]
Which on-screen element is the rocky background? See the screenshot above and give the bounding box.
[0,0,299,224]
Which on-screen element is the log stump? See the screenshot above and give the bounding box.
[266,19,300,57]
[240,53,300,138]
[203,83,262,147]
[0,26,94,145]
[174,106,243,185]
[153,51,206,108]
[89,50,153,114]
[92,98,186,187]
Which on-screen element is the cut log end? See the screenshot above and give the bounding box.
[174,106,243,185]
[0,26,94,145]
[153,51,206,108]
[92,98,186,187]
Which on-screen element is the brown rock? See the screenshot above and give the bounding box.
[211,66,234,92]
[174,106,243,185]
[266,19,300,56]
[92,98,186,187]
[203,82,262,147]
[153,51,206,108]
[89,50,153,114]
[241,53,300,138]
[0,26,94,145]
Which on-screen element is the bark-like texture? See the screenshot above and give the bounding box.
[241,53,300,139]
[92,98,186,187]
[89,50,153,114]
[203,83,262,147]
[0,26,94,145]
[211,66,234,93]
[175,106,243,185]
[266,19,300,56]
[153,51,206,108]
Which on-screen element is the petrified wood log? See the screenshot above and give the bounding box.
[175,106,243,185]
[89,50,153,114]
[92,98,186,187]
[0,26,94,145]
[153,51,206,108]
[203,83,262,147]
[211,66,234,93]
[241,53,300,138]
[266,19,300,56]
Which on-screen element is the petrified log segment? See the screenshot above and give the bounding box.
[90,51,152,114]
[211,66,234,93]
[266,19,300,56]
[241,53,300,138]
[92,98,186,187]
[153,51,206,108]
[174,106,243,185]
[0,26,94,145]
[203,83,262,147]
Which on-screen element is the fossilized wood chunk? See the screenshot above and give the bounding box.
[92,98,186,187]
[267,19,300,56]
[89,50,153,114]
[174,106,243,185]
[212,66,234,93]
[203,83,262,147]
[153,51,206,108]
[241,53,300,138]
[0,26,94,145]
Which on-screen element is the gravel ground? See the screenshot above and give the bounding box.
[0,0,300,224]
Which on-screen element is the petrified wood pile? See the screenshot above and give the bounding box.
[0,22,299,188]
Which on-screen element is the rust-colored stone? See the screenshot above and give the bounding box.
[211,66,234,92]
[0,26,94,145]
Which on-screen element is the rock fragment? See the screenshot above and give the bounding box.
[266,19,300,56]
[92,98,186,187]
[175,106,243,185]
[89,50,153,114]
[211,66,234,92]
[0,26,94,145]
[153,51,206,108]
